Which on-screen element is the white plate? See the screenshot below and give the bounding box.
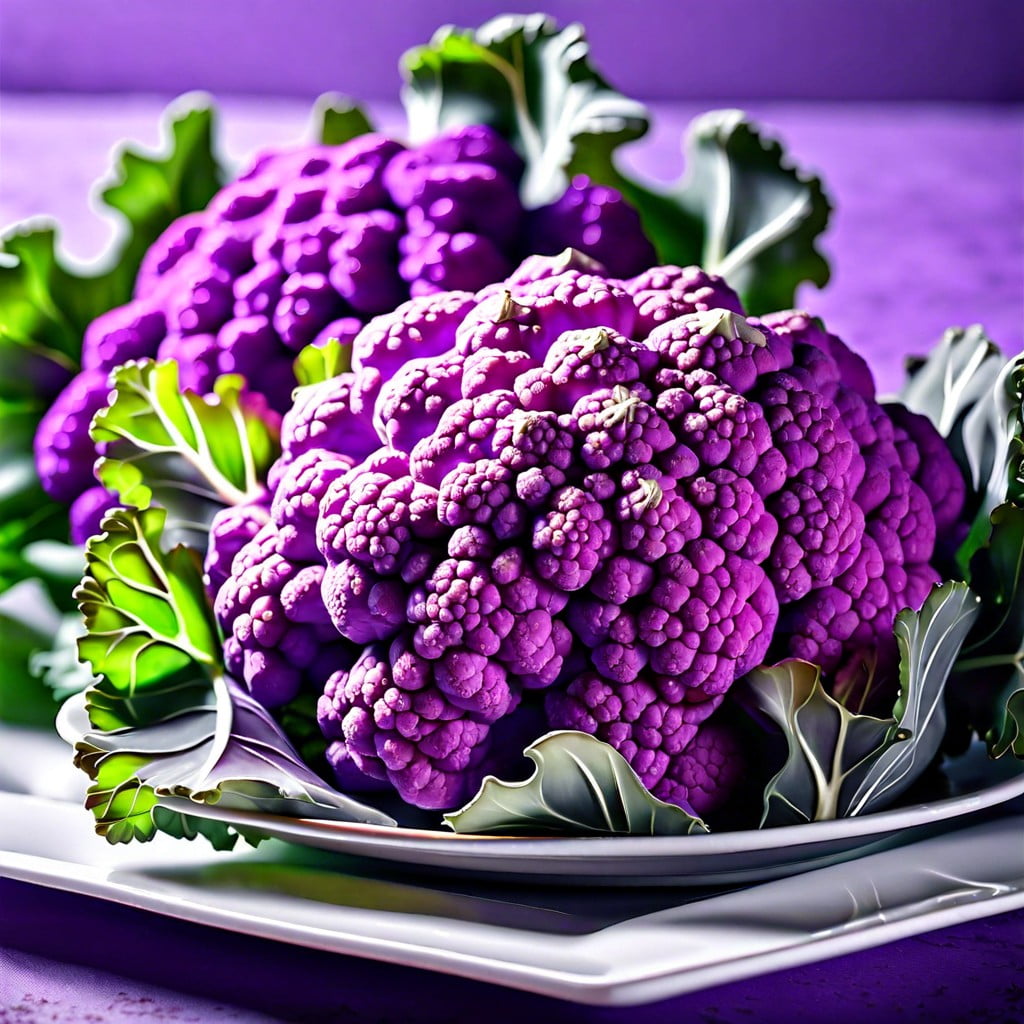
[19,715,1024,885]
[161,744,1024,884]
[1,790,1022,1007]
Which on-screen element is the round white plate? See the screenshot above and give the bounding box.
[165,745,1024,885]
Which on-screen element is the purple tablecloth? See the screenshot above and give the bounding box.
[1,95,1023,1022]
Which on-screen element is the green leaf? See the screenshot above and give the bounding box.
[591,110,832,313]
[75,506,220,693]
[443,730,708,837]
[843,582,980,815]
[402,14,649,207]
[0,96,223,614]
[67,504,393,845]
[65,673,395,845]
[951,502,1024,758]
[292,338,352,388]
[0,98,221,357]
[312,93,375,146]
[92,360,279,543]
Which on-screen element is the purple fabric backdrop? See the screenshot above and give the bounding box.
[2,0,1022,101]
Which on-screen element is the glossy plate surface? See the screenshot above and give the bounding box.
[1,789,1022,1007]
[158,744,1024,884]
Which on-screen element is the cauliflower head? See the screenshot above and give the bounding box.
[211,254,961,813]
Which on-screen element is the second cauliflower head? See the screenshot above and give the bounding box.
[210,253,962,815]
[34,125,655,542]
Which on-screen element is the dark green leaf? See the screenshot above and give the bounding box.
[75,506,220,692]
[313,93,375,146]
[589,110,832,313]
[951,502,1024,758]
[0,97,223,609]
[293,338,352,388]
[0,99,221,355]
[92,360,279,544]
[444,730,708,836]
[402,14,649,207]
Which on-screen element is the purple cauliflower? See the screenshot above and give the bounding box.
[34,126,655,517]
[210,255,961,815]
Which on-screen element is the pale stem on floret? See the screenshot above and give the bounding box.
[512,410,541,438]
[578,327,612,359]
[693,308,767,348]
[495,290,532,324]
[598,385,641,428]
[635,476,663,513]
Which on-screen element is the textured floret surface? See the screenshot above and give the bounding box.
[209,255,959,814]
[35,126,656,511]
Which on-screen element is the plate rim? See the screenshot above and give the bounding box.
[163,755,1024,860]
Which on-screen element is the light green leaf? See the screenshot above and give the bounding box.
[92,360,279,543]
[74,506,220,693]
[402,14,649,207]
[443,730,708,837]
[313,93,375,146]
[844,581,980,815]
[292,338,352,388]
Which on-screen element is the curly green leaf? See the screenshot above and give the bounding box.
[74,506,220,693]
[64,673,395,845]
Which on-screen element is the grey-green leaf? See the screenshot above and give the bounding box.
[745,661,893,826]
[443,730,708,837]
[844,581,980,816]
[66,673,395,845]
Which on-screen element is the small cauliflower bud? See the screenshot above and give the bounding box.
[214,520,351,707]
[204,502,271,599]
[279,372,381,466]
[626,265,743,336]
[33,367,113,503]
[318,638,504,809]
[270,448,354,563]
[524,175,657,279]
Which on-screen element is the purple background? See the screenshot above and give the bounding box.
[3,0,1023,101]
